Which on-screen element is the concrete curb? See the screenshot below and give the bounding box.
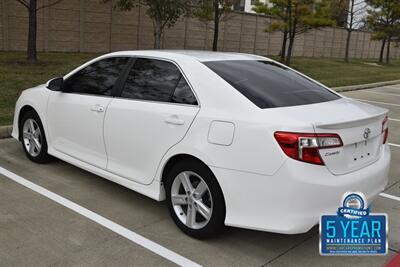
[333,79,400,92]
[0,125,13,139]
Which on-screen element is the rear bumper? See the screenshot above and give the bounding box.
[212,145,390,234]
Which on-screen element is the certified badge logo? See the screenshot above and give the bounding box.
[338,193,369,219]
[320,192,388,255]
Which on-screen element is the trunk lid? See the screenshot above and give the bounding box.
[264,98,388,175]
[315,115,385,175]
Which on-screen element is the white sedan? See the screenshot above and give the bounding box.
[12,50,390,238]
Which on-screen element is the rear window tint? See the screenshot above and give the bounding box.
[204,60,340,108]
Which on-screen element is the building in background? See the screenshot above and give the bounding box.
[234,0,268,13]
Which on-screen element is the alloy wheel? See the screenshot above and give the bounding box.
[23,118,42,157]
[170,171,213,229]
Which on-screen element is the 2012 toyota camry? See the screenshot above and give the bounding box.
[12,50,390,238]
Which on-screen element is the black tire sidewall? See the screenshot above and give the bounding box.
[20,110,51,163]
[165,159,226,239]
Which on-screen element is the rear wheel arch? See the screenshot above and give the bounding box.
[161,153,226,209]
[161,154,226,205]
[162,154,211,185]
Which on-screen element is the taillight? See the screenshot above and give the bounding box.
[382,116,388,144]
[274,132,343,165]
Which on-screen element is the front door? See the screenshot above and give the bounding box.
[47,57,129,169]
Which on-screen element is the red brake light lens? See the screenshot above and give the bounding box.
[382,116,389,144]
[383,129,389,144]
[274,132,343,165]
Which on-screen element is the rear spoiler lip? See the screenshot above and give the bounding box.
[313,111,388,129]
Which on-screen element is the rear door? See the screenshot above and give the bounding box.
[104,57,199,184]
[47,57,129,169]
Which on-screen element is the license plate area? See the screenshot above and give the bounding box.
[351,136,380,166]
[352,141,373,162]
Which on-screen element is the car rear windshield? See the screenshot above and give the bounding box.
[204,60,340,109]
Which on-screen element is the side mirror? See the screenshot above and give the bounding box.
[46,77,63,91]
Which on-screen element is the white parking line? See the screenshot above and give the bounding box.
[389,143,400,148]
[352,98,400,107]
[380,193,400,202]
[363,91,400,97]
[389,118,400,122]
[0,166,201,267]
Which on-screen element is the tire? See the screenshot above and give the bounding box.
[165,158,225,239]
[20,110,52,163]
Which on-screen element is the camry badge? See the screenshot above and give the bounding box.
[363,128,371,139]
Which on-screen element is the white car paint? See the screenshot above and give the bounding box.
[12,50,390,234]
[47,93,112,169]
[104,98,199,184]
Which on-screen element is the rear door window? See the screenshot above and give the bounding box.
[204,60,340,108]
[121,58,197,105]
[172,76,198,105]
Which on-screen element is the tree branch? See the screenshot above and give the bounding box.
[36,0,63,11]
[14,0,29,9]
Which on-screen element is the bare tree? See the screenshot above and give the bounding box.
[193,0,238,51]
[110,0,191,49]
[254,0,335,66]
[335,0,368,62]
[366,0,400,64]
[14,0,63,63]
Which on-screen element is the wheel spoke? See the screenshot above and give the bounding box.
[33,128,40,139]
[29,119,35,133]
[23,132,30,139]
[195,200,211,220]
[32,137,41,151]
[28,140,35,154]
[178,172,194,193]
[171,194,187,205]
[186,205,197,227]
[194,180,207,198]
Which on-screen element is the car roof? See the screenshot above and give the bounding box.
[107,50,267,62]
[161,50,267,62]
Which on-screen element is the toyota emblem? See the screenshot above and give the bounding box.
[363,128,371,139]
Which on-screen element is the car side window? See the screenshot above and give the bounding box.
[121,58,197,105]
[172,76,198,105]
[63,57,129,96]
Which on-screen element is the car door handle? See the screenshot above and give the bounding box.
[165,115,185,125]
[90,105,105,113]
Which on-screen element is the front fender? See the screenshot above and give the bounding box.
[11,85,51,140]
